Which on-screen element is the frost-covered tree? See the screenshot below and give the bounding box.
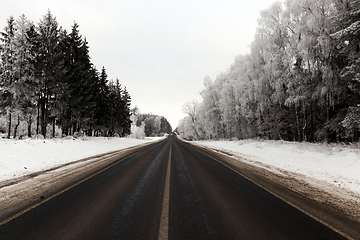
[179,0,360,142]
[328,0,360,140]
[182,101,202,140]
[0,16,16,138]
[133,112,172,137]
[13,15,38,138]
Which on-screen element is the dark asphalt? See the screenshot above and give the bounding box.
[0,135,348,239]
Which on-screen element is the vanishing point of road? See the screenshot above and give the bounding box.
[0,135,351,239]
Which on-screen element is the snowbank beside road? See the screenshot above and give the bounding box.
[194,139,360,194]
[2,136,359,195]
[0,137,160,182]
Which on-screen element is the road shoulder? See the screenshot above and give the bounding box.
[181,139,360,240]
[0,139,163,226]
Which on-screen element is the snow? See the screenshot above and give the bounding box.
[194,139,360,194]
[1,136,359,195]
[0,137,160,182]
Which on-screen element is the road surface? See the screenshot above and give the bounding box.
[0,135,349,239]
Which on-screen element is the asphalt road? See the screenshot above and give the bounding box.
[0,135,348,239]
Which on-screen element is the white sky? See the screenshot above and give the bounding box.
[2,0,276,129]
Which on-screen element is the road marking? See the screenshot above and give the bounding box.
[191,144,354,240]
[158,143,172,240]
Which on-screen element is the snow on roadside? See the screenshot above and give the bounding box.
[2,136,359,195]
[0,137,160,182]
[194,139,360,194]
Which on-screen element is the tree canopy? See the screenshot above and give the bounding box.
[0,10,132,138]
[132,112,172,137]
[177,0,360,142]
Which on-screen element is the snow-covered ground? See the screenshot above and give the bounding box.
[0,136,161,182]
[1,136,359,195]
[194,139,360,194]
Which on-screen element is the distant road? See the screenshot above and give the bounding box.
[0,135,349,239]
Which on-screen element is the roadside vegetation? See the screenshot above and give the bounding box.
[177,0,360,143]
[0,11,132,139]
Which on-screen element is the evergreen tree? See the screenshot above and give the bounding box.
[60,23,95,136]
[12,15,38,138]
[0,16,16,138]
[1,11,133,139]
[105,78,132,137]
[36,10,64,137]
[121,86,132,136]
[93,66,110,136]
[329,0,360,141]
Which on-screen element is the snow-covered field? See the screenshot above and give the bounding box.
[0,136,160,182]
[194,139,360,194]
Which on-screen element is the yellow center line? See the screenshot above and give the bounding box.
[158,143,172,240]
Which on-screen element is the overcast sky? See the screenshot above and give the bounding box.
[3,0,276,129]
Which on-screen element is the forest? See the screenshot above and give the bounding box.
[130,107,173,139]
[177,0,360,142]
[0,11,132,138]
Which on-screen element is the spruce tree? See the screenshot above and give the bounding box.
[36,10,64,137]
[60,23,95,135]
[121,86,132,136]
[93,67,110,136]
[1,11,133,139]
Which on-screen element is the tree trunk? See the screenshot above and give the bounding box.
[73,122,77,134]
[7,112,12,139]
[41,93,49,138]
[28,115,32,138]
[309,100,314,142]
[52,117,56,138]
[44,98,48,138]
[40,97,45,137]
[14,115,20,139]
[325,94,330,143]
[302,101,307,142]
[295,105,301,142]
[36,98,40,135]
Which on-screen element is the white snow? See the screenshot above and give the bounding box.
[195,139,360,194]
[0,137,160,182]
[1,136,359,195]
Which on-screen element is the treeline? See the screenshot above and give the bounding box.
[177,0,360,142]
[130,108,172,138]
[0,11,131,138]
[135,114,172,137]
